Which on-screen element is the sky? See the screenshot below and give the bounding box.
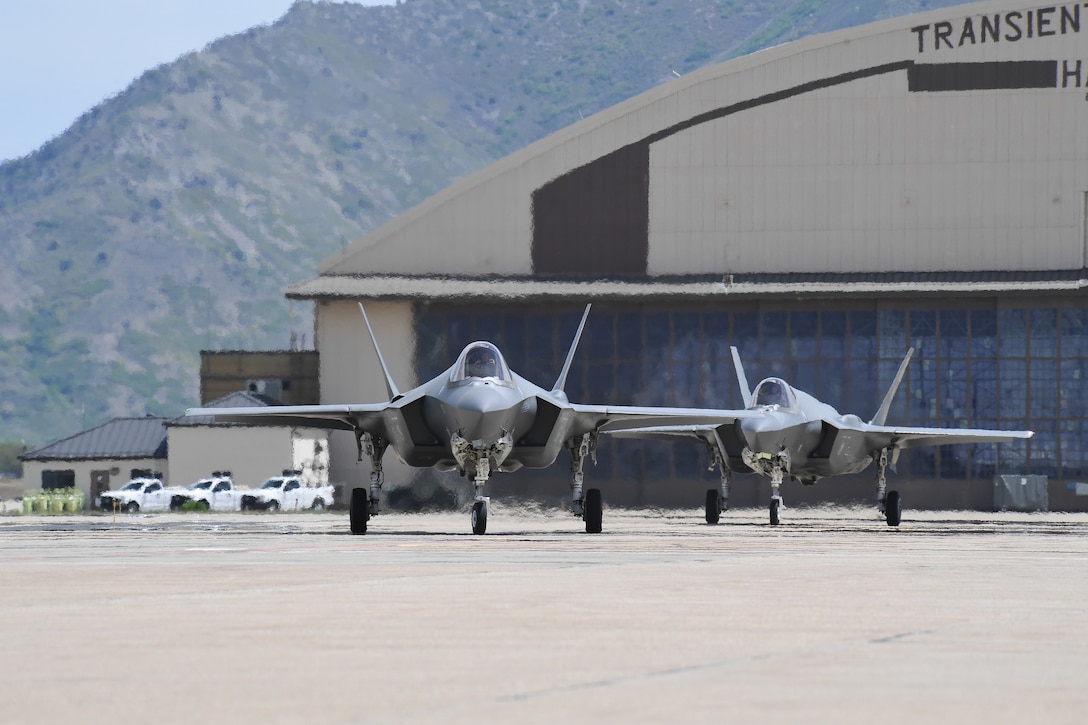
[0,0,392,163]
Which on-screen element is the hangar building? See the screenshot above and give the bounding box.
[286,0,1088,511]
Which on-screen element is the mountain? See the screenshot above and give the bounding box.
[0,0,959,446]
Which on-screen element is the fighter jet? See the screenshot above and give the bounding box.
[186,304,759,535]
[607,346,1034,527]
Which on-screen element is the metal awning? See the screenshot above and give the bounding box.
[286,270,1088,302]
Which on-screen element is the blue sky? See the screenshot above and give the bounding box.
[0,0,391,163]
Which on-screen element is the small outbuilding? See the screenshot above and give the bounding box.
[20,416,169,506]
[19,392,333,509]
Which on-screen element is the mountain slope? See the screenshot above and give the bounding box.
[0,0,958,446]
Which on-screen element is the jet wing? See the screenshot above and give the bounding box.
[605,422,1035,453]
[860,424,1034,450]
[568,405,760,432]
[603,424,719,440]
[184,404,392,435]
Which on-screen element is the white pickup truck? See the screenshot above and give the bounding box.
[99,477,175,513]
[240,472,334,511]
[169,473,247,512]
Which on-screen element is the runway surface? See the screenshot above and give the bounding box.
[2,505,1087,723]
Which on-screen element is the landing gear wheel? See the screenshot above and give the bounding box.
[349,487,369,534]
[471,500,488,535]
[769,497,780,526]
[584,488,603,534]
[885,490,902,527]
[705,489,721,524]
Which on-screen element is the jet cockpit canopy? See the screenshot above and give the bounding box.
[751,377,797,410]
[451,342,511,384]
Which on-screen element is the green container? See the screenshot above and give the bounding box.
[22,492,38,513]
[51,495,64,513]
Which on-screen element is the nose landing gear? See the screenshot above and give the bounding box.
[743,448,790,525]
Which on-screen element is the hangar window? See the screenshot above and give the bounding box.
[1061,309,1088,357]
[1030,310,1058,357]
[415,297,1084,497]
[999,310,1027,357]
[761,311,787,360]
[970,311,997,357]
[820,312,846,358]
[848,311,877,359]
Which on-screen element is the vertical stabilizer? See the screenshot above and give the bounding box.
[358,303,401,400]
[730,346,753,408]
[553,304,592,393]
[870,347,914,425]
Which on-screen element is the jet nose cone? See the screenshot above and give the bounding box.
[457,404,518,444]
[740,416,785,453]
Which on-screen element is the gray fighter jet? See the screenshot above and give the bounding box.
[607,346,1034,527]
[186,305,758,535]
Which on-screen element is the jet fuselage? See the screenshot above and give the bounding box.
[730,382,876,482]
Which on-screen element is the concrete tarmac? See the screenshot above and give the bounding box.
[2,505,1087,723]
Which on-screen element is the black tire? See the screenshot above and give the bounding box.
[124,501,139,514]
[349,488,369,534]
[584,488,603,534]
[311,498,326,511]
[885,490,902,527]
[705,489,721,524]
[769,497,780,526]
[471,500,488,535]
[268,500,280,512]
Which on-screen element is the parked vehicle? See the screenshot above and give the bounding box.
[99,477,173,513]
[241,471,334,511]
[169,472,246,511]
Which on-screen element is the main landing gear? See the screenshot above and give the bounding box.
[568,432,603,533]
[350,431,388,535]
[704,438,731,524]
[876,448,902,527]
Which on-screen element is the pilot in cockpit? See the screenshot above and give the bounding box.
[465,347,498,378]
[754,379,788,407]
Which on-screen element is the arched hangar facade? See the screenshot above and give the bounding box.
[289,0,1088,510]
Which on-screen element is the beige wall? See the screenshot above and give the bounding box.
[315,299,418,489]
[320,0,1088,278]
[167,425,329,490]
[22,459,163,509]
[647,20,1088,274]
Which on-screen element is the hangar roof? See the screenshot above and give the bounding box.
[297,0,1088,290]
[287,269,1088,302]
[21,417,169,462]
